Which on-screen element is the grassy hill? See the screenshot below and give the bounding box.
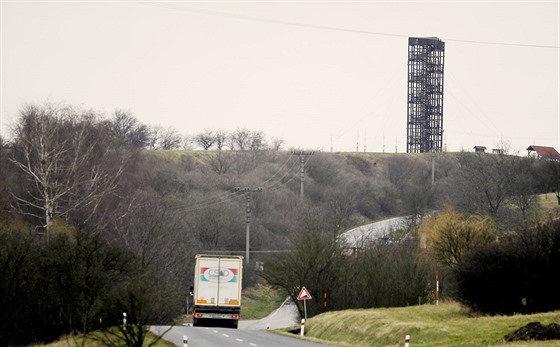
[282,301,560,347]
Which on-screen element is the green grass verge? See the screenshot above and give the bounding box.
[282,301,560,347]
[241,283,286,320]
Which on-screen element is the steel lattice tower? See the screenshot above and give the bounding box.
[407,37,445,153]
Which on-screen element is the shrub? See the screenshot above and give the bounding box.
[453,219,560,315]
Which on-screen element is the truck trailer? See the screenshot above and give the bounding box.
[192,254,243,329]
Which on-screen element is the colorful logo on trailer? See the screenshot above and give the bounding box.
[200,267,238,283]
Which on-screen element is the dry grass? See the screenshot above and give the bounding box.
[32,331,175,347]
[536,193,560,218]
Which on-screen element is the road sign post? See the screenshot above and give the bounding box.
[297,286,312,321]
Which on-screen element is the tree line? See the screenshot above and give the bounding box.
[110,108,283,151]
[1,102,560,345]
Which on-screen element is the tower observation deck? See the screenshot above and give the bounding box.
[407,37,445,153]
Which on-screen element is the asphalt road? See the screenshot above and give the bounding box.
[151,325,331,347]
[337,215,410,246]
[240,298,300,330]
[150,299,331,346]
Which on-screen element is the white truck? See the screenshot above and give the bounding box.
[192,254,243,329]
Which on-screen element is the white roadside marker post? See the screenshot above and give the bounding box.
[183,335,188,347]
[300,318,305,336]
[436,271,440,305]
[405,334,410,347]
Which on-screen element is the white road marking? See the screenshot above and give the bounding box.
[236,338,243,342]
[222,333,230,337]
[250,343,258,346]
[212,330,218,333]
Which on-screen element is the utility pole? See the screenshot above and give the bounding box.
[235,187,262,264]
[431,150,436,185]
[292,151,314,199]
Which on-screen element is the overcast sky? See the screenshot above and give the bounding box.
[1,1,559,153]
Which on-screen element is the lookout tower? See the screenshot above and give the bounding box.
[407,37,445,153]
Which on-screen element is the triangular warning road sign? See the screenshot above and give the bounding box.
[297,286,312,300]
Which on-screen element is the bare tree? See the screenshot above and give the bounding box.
[232,128,251,151]
[9,103,125,237]
[110,110,150,148]
[110,190,191,273]
[387,156,419,190]
[270,137,285,151]
[208,151,234,174]
[226,133,236,151]
[509,157,539,219]
[324,189,356,237]
[193,130,216,150]
[147,126,163,150]
[160,127,182,150]
[181,135,193,150]
[453,151,518,217]
[249,130,265,151]
[542,158,560,205]
[260,227,343,319]
[214,130,228,150]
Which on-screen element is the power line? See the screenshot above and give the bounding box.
[142,2,560,49]
[166,150,305,213]
[260,153,298,186]
[443,37,559,49]
[262,155,302,190]
[169,187,242,213]
[266,152,315,192]
[142,3,407,37]
[201,250,293,254]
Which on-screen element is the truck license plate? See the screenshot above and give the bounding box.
[205,314,229,319]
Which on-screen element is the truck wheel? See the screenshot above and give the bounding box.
[192,317,199,327]
[232,319,239,329]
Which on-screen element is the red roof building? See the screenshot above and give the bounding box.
[527,145,560,161]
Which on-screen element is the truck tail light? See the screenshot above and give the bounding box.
[232,315,239,320]
[195,313,203,318]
